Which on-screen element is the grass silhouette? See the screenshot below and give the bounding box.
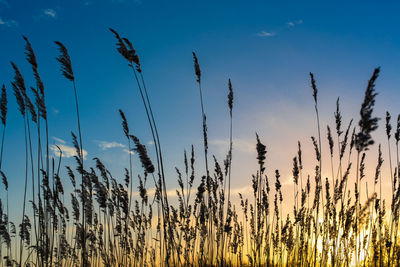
[0,31,399,267]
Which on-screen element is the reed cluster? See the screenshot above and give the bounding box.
[0,31,399,267]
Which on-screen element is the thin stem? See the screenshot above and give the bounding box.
[20,114,28,266]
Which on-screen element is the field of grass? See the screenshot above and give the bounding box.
[0,29,399,267]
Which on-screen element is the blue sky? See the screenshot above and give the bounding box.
[1,0,400,216]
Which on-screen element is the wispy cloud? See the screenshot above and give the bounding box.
[257,19,303,38]
[43,9,57,18]
[51,144,88,159]
[96,140,136,154]
[0,17,17,27]
[51,137,88,159]
[286,20,303,28]
[123,148,134,155]
[210,138,255,154]
[256,31,275,37]
[52,136,66,144]
[287,22,295,27]
[52,107,59,115]
[98,141,125,150]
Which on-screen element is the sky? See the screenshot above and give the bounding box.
[1,0,400,220]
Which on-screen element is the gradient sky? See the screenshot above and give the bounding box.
[1,0,400,219]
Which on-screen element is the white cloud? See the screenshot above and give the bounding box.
[52,136,66,144]
[257,31,275,37]
[51,140,88,159]
[287,20,303,28]
[147,141,154,146]
[52,108,59,115]
[257,20,302,37]
[98,141,125,150]
[0,17,17,27]
[43,9,57,18]
[287,22,295,27]
[123,148,134,155]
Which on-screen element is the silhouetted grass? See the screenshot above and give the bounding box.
[0,32,399,267]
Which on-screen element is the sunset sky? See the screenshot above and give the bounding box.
[1,0,400,215]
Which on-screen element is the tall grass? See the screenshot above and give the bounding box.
[0,32,399,267]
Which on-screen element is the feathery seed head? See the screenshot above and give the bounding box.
[192,52,201,83]
[256,133,267,173]
[309,72,318,104]
[327,125,334,157]
[292,157,299,185]
[23,36,37,69]
[0,170,7,191]
[109,28,141,71]
[395,114,400,143]
[335,97,342,136]
[0,85,7,125]
[55,41,75,81]
[119,109,129,138]
[311,136,320,161]
[129,134,154,174]
[386,111,392,139]
[228,79,233,114]
[11,82,25,116]
[356,67,380,152]
[10,62,27,96]
[375,144,383,184]
[297,141,303,170]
